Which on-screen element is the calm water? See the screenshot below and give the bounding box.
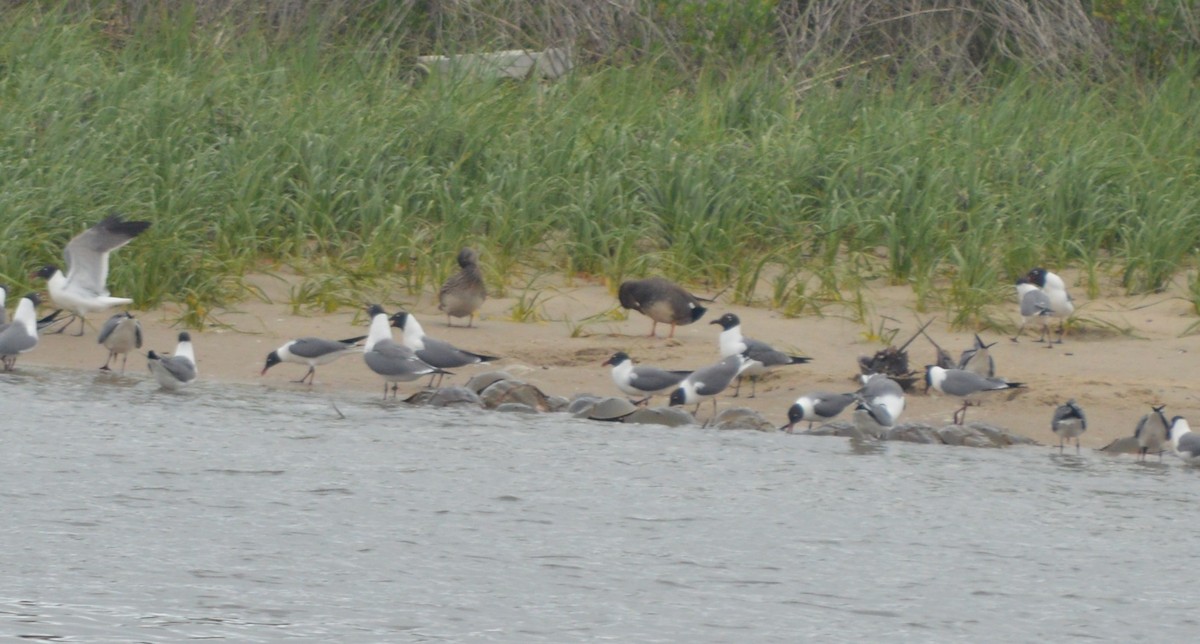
[1,367,1197,642]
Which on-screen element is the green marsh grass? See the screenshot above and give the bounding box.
[2,11,1200,329]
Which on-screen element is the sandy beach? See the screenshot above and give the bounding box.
[19,268,1198,448]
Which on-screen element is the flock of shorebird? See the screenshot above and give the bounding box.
[2,215,1199,464]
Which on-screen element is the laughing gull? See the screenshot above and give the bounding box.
[857,373,907,426]
[925,365,1024,425]
[1051,399,1087,453]
[1134,404,1170,462]
[262,335,367,384]
[389,311,498,387]
[147,332,197,390]
[363,305,450,399]
[668,353,748,418]
[438,247,487,327]
[957,334,996,378]
[34,214,152,336]
[1167,417,1200,464]
[618,277,708,338]
[1026,268,1074,343]
[97,312,143,373]
[781,391,857,432]
[0,294,41,371]
[712,313,811,397]
[853,399,898,436]
[601,351,691,405]
[1013,277,1054,346]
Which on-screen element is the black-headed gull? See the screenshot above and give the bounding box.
[925,365,1023,425]
[34,214,151,336]
[601,351,691,405]
[0,293,40,371]
[711,312,811,397]
[147,332,197,390]
[389,311,497,387]
[262,335,366,384]
[781,391,857,432]
[668,353,748,418]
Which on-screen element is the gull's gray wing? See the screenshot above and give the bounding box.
[940,369,1015,397]
[743,338,809,367]
[1052,400,1087,430]
[1020,288,1052,318]
[690,355,744,397]
[811,392,858,418]
[365,340,440,380]
[157,355,196,383]
[63,215,151,297]
[858,374,903,398]
[0,322,36,356]
[1176,432,1200,459]
[96,313,123,345]
[417,336,496,369]
[628,366,691,393]
[289,337,358,359]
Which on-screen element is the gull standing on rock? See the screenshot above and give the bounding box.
[712,312,811,398]
[389,311,498,387]
[1026,267,1074,343]
[438,247,487,327]
[363,305,448,399]
[261,335,367,385]
[1013,277,1054,346]
[618,277,708,339]
[34,214,152,336]
[147,332,197,391]
[925,365,1024,425]
[1134,404,1170,462]
[668,353,748,419]
[0,294,41,371]
[1051,399,1087,453]
[97,312,143,373]
[1167,417,1200,464]
[781,392,857,433]
[601,351,691,405]
[855,374,907,433]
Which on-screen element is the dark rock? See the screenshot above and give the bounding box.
[466,371,514,394]
[886,424,941,444]
[578,397,638,421]
[567,395,602,415]
[711,408,776,431]
[409,386,483,408]
[545,395,571,413]
[479,379,551,411]
[493,402,540,414]
[1098,436,1141,454]
[623,407,695,427]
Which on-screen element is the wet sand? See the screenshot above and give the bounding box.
[22,269,1198,448]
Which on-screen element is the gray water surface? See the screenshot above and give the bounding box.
[2,367,1197,642]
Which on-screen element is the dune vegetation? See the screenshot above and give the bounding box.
[0,1,1198,329]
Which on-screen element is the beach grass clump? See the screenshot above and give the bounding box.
[1,6,1200,329]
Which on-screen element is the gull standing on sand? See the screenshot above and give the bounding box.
[781,391,857,433]
[1026,268,1074,343]
[1013,277,1054,346]
[618,277,708,338]
[147,332,197,390]
[363,305,449,399]
[261,335,366,385]
[0,294,41,371]
[1051,399,1087,453]
[925,365,1023,425]
[712,312,811,398]
[97,312,143,373]
[668,353,748,418]
[389,311,498,387]
[601,351,691,405]
[438,247,487,327]
[1134,404,1170,462]
[1166,417,1200,464]
[34,214,152,336]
